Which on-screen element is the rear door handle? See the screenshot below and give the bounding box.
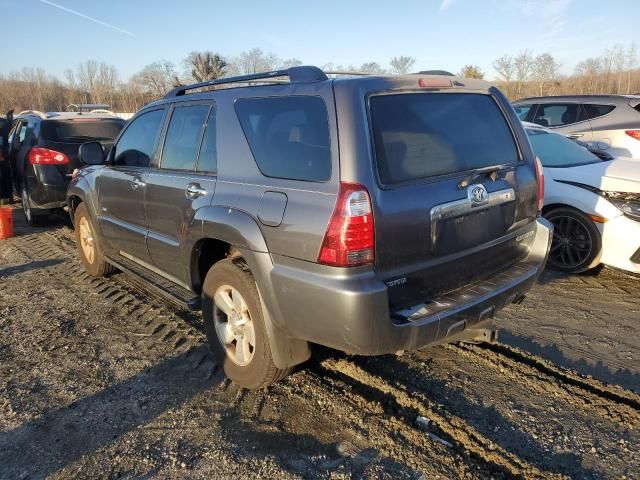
[186,183,207,199]
[567,133,583,139]
[131,177,146,190]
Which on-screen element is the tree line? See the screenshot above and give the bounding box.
[1,44,638,115]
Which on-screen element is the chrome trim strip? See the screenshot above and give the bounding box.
[429,185,515,248]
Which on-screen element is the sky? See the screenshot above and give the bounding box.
[0,0,637,82]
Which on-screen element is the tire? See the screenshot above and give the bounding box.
[544,207,602,274]
[21,185,47,227]
[202,258,290,389]
[74,202,114,277]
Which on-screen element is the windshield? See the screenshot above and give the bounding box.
[41,119,125,143]
[526,128,602,167]
[370,93,518,184]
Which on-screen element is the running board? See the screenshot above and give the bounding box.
[106,255,201,311]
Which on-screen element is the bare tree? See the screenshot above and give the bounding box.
[130,61,178,97]
[574,57,602,93]
[458,65,485,79]
[280,58,303,69]
[493,54,515,82]
[232,48,280,75]
[513,50,534,97]
[360,62,385,74]
[389,56,416,74]
[532,53,561,96]
[184,51,227,82]
[626,42,637,94]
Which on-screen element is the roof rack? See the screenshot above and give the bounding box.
[324,71,372,77]
[67,103,111,112]
[16,110,47,119]
[417,70,454,76]
[89,109,117,115]
[164,65,328,98]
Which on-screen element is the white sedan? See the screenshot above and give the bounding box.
[524,122,640,274]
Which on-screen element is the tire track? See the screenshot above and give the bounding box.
[449,342,640,428]
[316,357,563,480]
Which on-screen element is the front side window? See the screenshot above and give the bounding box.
[197,108,217,173]
[235,96,331,182]
[533,103,586,128]
[583,104,615,120]
[113,109,165,167]
[370,93,518,184]
[161,104,209,171]
[526,128,601,167]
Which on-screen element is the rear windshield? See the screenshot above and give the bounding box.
[370,93,519,184]
[41,119,125,143]
[526,128,601,167]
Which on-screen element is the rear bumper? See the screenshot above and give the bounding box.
[269,218,552,355]
[27,165,70,209]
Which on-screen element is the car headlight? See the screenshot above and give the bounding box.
[601,191,640,221]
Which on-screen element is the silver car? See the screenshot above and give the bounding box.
[513,95,640,159]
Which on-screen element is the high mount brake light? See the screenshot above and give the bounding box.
[535,156,545,212]
[318,182,375,267]
[28,147,69,165]
[418,78,453,88]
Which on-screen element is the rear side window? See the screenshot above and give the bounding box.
[533,103,586,127]
[113,109,165,167]
[41,119,124,143]
[583,104,615,120]
[161,104,209,171]
[370,93,518,184]
[235,96,331,182]
[513,104,533,121]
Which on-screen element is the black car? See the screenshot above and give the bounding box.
[6,110,125,224]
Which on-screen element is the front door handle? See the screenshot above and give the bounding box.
[567,133,583,139]
[131,177,146,190]
[186,183,207,199]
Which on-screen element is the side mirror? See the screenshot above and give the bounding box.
[79,141,105,165]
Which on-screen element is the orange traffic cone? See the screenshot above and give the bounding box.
[0,207,14,239]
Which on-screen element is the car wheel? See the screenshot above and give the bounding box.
[21,185,47,226]
[202,258,290,389]
[74,202,114,277]
[545,207,602,274]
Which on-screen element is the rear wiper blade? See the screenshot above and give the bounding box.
[457,166,507,189]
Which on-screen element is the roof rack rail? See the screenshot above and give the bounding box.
[324,71,372,77]
[164,65,328,98]
[16,110,47,119]
[67,103,111,112]
[417,70,454,76]
[89,109,117,115]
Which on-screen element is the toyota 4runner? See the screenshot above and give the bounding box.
[68,66,552,389]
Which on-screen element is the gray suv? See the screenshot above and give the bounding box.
[68,66,552,389]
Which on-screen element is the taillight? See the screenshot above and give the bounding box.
[625,130,640,141]
[318,182,375,267]
[28,147,69,165]
[535,156,544,212]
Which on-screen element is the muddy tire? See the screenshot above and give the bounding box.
[74,202,114,277]
[202,258,289,389]
[545,207,602,274]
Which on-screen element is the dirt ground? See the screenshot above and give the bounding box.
[1,206,638,480]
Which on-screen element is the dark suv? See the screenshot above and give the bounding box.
[68,66,552,389]
[7,110,125,224]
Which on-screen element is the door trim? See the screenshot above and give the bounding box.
[119,250,191,290]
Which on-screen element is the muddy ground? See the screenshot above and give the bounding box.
[0,206,638,479]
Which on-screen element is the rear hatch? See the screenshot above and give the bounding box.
[366,87,539,311]
[40,117,124,176]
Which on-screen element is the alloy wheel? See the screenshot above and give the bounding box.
[213,285,256,366]
[548,215,593,270]
[78,216,95,264]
